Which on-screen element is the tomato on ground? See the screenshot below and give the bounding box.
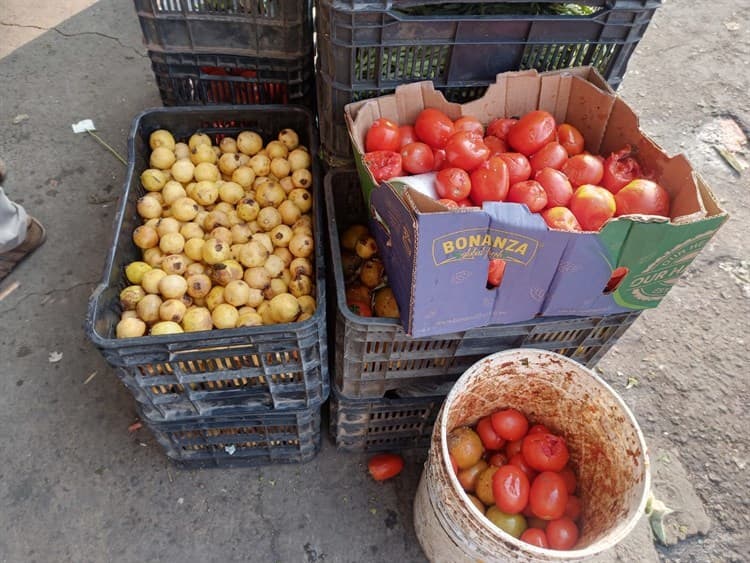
[486,117,517,141]
[366,118,401,152]
[507,180,548,213]
[364,150,403,183]
[529,142,568,174]
[492,464,530,514]
[400,142,435,174]
[568,184,616,231]
[368,453,404,481]
[487,258,506,289]
[541,207,581,231]
[415,108,455,149]
[445,131,490,171]
[614,179,670,217]
[520,528,549,548]
[491,408,529,441]
[529,471,569,520]
[477,416,506,450]
[497,152,532,185]
[535,167,573,208]
[562,153,604,187]
[521,432,570,472]
[507,111,557,156]
[546,517,579,550]
[435,167,472,201]
[453,116,485,137]
[557,123,585,156]
[602,145,642,194]
[470,156,510,206]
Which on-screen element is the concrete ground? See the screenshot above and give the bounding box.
[0,1,748,562]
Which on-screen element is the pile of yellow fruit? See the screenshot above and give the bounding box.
[116,127,316,338]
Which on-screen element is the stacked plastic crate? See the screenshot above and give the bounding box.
[134,0,315,106]
[326,168,640,452]
[315,0,662,165]
[87,106,328,468]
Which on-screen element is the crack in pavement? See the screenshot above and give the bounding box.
[0,280,98,318]
[0,21,147,58]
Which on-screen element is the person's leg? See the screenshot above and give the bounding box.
[0,186,28,252]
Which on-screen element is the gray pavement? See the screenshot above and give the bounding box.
[0,1,748,562]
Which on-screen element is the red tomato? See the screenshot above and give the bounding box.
[492,465,530,514]
[569,184,616,231]
[366,118,401,152]
[455,197,475,208]
[557,123,585,156]
[491,409,529,442]
[509,453,538,482]
[497,152,532,185]
[445,131,490,171]
[368,453,404,481]
[558,466,577,494]
[528,424,550,435]
[347,299,372,317]
[470,156,509,206]
[529,471,569,520]
[541,207,581,232]
[520,528,549,548]
[486,117,517,141]
[507,111,557,156]
[487,258,506,289]
[415,108,455,149]
[484,135,508,157]
[364,151,403,183]
[435,167,472,201]
[535,167,573,208]
[437,198,459,209]
[398,125,418,148]
[529,142,568,174]
[477,416,506,450]
[453,116,484,137]
[565,495,582,521]
[602,145,642,194]
[506,438,523,459]
[400,142,435,174]
[432,148,447,171]
[487,452,508,467]
[562,154,604,187]
[521,433,570,472]
[614,179,670,217]
[546,517,579,550]
[507,180,548,213]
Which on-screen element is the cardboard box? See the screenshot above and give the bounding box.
[345,68,728,338]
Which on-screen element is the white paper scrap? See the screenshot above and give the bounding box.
[72,119,96,133]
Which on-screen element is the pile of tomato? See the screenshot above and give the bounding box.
[447,408,581,550]
[363,108,671,232]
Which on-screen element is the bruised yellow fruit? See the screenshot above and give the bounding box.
[237,197,260,222]
[297,295,316,316]
[186,274,212,299]
[190,143,217,165]
[219,137,237,154]
[250,154,271,177]
[184,237,205,261]
[279,175,295,194]
[278,128,299,150]
[159,298,187,323]
[188,133,212,151]
[270,157,291,179]
[161,254,189,276]
[224,280,251,307]
[278,200,302,226]
[230,223,253,244]
[252,233,274,254]
[289,233,314,258]
[239,240,268,268]
[289,275,313,297]
[136,294,163,324]
[257,206,282,232]
[150,321,183,335]
[219,181,244,205]
[246,287,264,308]
[141,169,169,192]
[202,238,231,265]
[137,195,163,220]
[210,259,243,286]
[256,182,286,208]
[218,152,244,176]
[231,166,256,188]
[237,131,263,155]
[193,180,219,206]
[288,148,311,171]
[120,285,146,310]
[291,168,312,189]
[158,274,188,299]
[182,306,213,332]
[236,311,263,327]
[288,188,312,213]
[174,142,190,160]
[263,254,286,278]
[290,257,313,278]
[117,317,147,338]
[269,293,300,324]
[209,226,233,245]
[184,262,207,277]
[142,247,165,267]
[373,287,400,319]
[150,129,176,151]
[194,162,220,182]
[162,181,187,205]
[150,146,176,170]
[171,197,200,222]
[141,268,168,294]
[263,278,288,300]
[273,247,293,267]
[156,217,180,238]
[125,261,152,285]
[159,232,185,255]
[212,303,239,329]
[180,221,204,240]
[205,286,226,311]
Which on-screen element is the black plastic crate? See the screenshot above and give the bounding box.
[150,50,315,106]
[134,0,313,59]
[325,168,640,398]
[316,0,661,163]
[85,106,328,419]
[142,405,321,467]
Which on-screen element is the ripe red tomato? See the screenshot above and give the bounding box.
[529,471,569,520]
[546,517,579,550]
[477,416,506,450]
[528,424,550,435]
[455,197,475,208]
[497,152,532,185]
[509,452,538,482]
[569,184,616,231]
[415,108,455,149]
[521,433,570,472]
[614,179,670,217]
[347,299,372,317]
[491,409,529,442]
[453,116,484,137]
[558,466,577,494]
[520,528,549,548]
[398,125,418,148]
[541,207,581,232]
[437,198,459,209]
[506,438,523,459]
[557,123,585,156]
[435,167,472,201]
[602,145,642,194]
[507,180,548,213]
[507,110,557,156]
[484,135,508,157]
[368,453,404,481]
[401,142,435,174]
[364,151,403,183]
[470,156,509,206]
[529,142,568,174]
[432,148,447,171]
[486,117,517,141]
[445,131,490,171]
[562,154,604,187]
[487,451,508,467]
[535,167,573,208]
[564,495,582,521]
[487,258,506,288]
[366,118,401,152]
[492,465,530,514]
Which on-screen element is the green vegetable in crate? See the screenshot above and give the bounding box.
[115,127,317,338]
